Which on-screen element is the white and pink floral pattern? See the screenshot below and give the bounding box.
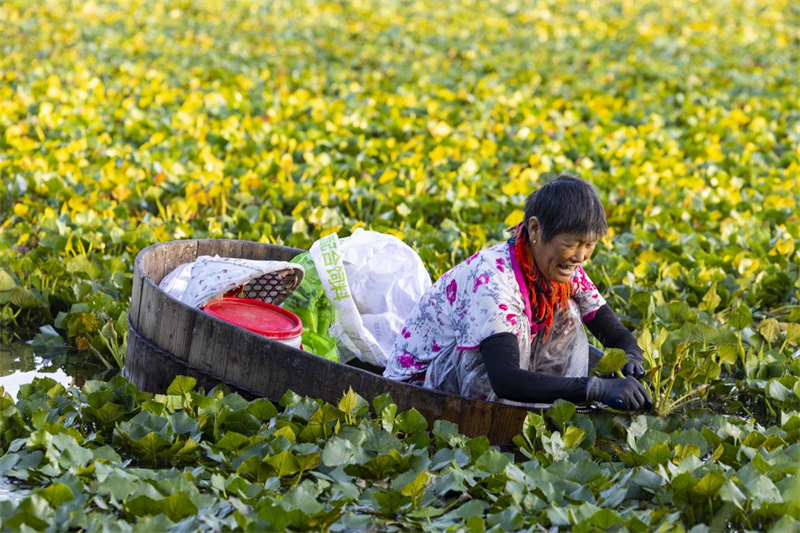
[383,241,606,401]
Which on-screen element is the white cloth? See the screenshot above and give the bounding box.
[159,255,304,309]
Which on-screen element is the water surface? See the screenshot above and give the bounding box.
[0,343,103,399]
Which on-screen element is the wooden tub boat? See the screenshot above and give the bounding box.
[125,239,582,446]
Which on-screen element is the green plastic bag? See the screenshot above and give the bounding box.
[300,330,338,362]
[281,253,339,362]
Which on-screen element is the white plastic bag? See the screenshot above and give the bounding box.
[310,228,431,367]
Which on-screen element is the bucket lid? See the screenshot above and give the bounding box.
[203,297,303,339]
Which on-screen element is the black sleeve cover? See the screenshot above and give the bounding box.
[480,333,589,404]
[585,304,643,362]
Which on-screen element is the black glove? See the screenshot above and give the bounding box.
[586,376,652,411]
[621,357,645,379]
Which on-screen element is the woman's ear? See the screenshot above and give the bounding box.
[527,216,540,243]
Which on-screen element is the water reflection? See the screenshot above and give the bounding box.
[0,343,107,399]
[0,479,27,504]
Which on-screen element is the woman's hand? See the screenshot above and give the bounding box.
[621,356,645,379]
[586,376,652,411]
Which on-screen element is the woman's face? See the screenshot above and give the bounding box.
[527,217,597,283]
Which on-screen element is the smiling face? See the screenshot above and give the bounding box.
[527,217,598,283]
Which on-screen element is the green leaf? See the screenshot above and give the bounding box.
[0,270,17,291]
[694,471,726,497]
[247,398,278,421]
[631,468,664,492]
[670,472,699,504]
[176,438,199,457]
[466,436,491,462]
[0,454,21,478]
[372,392,394,416]
[264,450,300,478]
[719,480,747,510]
[141,400,166,416]
[295,452,321,473]
[487,507,523,531]
[373,490,411,514]
[729,304,753,331]
[85,402,127,425]
[37,483,75,507]
[747,476,783,507]
[274,425,298,444]
[215,431,251,452]
[400,471,429,504]
[698,357,721,381]
[565,458,603,485]
[466,516,486,533]
[643,442,672,465]
[97,469,138,500]
[166,376,197,396]
[546,399,576,431]
[475,450,510,475]
[136,432,171,462]
[338,387,368,420]
[718,343,739,365]
[380,403,397,434]
[50,433,93,468]
[125,495,160,517]
[766,380,791,402]
[346,451,401,480]
[93,445,122,463]
[395,409,427,435]
[584,508,623,529]
[220,393,250,411]
[685,323,719,345]
[364,430,402,455]
[257,504,309,530]
[520,412,547,450]
[279,390,303,408]
[759,319,781,344]
[563,426,586,449]
[451,500,488,521]
[216,408,261,435]
[673,429,709,456]
[768,516,799,533]
[321,437,356,467]
[282,486,324,516]
[432,419,460,447]
[593,348,628,376]
[699,282,721,312]
[785,323,800,347]
[168,411,199,436]
[160,493,199,522]
[300,403,342,441]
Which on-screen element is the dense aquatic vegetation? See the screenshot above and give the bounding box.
[0,0,799,530]
[0,376,798,531]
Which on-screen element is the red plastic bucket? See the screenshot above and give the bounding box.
[203,297,303,349]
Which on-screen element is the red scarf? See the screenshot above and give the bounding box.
[513,225,570,339]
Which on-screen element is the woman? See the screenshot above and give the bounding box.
[383,174,651,410]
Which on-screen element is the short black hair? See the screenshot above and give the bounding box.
[522,174,608,242]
